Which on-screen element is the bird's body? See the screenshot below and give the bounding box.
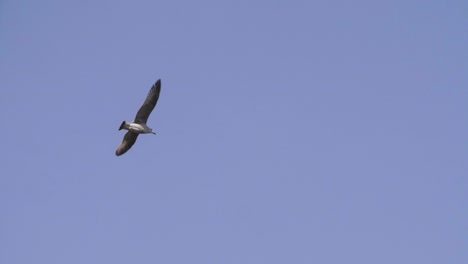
[115,79,161,156]
[119,121,155,134]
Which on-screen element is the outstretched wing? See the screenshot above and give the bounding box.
[116,131,139,156]
[134,79,161,124]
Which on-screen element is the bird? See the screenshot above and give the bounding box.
[115,79,161,156]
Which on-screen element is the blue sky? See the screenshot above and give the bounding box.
[1,0,467,263]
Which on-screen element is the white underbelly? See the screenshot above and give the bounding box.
[128,123,145,133]
[128,123,151,133]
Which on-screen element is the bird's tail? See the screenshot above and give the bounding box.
[118,121,128,131]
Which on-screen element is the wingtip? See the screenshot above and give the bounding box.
[115,148,125,156]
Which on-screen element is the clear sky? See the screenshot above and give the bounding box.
[1,0,466,263]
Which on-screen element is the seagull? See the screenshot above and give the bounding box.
[115,79,161,156]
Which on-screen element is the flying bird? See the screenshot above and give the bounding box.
[115,79,161,156]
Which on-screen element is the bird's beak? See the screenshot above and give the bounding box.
[152,132,157,135]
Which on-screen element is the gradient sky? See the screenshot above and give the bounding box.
[1,1,467,263]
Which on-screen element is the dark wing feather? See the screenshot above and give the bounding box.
[134,79,161,124]
[115,131,139,156]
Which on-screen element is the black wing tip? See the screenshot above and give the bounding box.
[148,79,161,99]
[115,146,126,156]
[154,79,161,89]
[115,145,129,156]
[147,79,161,95]
[115,147,124,156]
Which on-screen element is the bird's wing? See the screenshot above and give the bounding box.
[115,131,139,156]
[134,79,161,124]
